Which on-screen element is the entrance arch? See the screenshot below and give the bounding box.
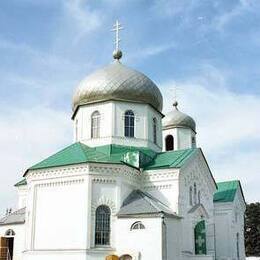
[0,229,15,260]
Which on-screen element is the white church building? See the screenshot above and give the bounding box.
[0,23,246,260]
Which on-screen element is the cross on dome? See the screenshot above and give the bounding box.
[111,20,124,60]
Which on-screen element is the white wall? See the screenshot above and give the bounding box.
[17,185,28,209]
[73,101,163,151]
[162,127,196,151]
[116,217,163,260]
[214,188,246,260]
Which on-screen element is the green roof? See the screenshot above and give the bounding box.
[24,142,197,175]
[214,180,240,203]
[14,179,27,187]
[145,148,197,170]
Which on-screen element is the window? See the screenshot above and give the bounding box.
[198,190,201,204]
[189,186,193,206]
[91,111,101,138]
[124,110,135,137]
[194,183,197,204]
[165,135,174,151]
[153,118,157,144]
[130,221,145,230]
[5,229,15,237]
[95,205,111,246]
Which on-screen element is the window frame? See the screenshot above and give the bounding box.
[124,110,135,138]
[95,205,111,246]
[91,111,101,139]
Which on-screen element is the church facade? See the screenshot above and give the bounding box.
[0,38,246,260]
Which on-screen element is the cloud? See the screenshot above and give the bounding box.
[161,64,260,202]
[0,106,72,214]
[63,0,103,43]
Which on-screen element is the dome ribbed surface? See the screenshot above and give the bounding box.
[163,107,196,132]
[73,61,163,112]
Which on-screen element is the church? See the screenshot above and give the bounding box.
[0,22,246,260]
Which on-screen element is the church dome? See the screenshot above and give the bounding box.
[163,102,196,132]
[72,61,163,112]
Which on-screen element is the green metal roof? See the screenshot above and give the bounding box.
[214,180,240,203]
[145,148,197,170]
[24,142,197,175]
[14,178,27,187]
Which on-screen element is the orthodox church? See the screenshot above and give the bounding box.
[0,22,246,260]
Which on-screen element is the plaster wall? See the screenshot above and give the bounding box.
[17,186,28,209]
[162,127,196,151]
[214,189,246,260]
[116,217,163,260]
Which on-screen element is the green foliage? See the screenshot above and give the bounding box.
[245,203,260,256]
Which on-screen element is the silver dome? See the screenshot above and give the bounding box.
[72,61,163,112]
[163,103,196,132]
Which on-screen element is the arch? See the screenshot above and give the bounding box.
[119,255,132,260]
[95,205,111,246]
[189,186,193,206]
[5,229,15,237]
[153,117,157,144]
[130,221,145,230]
[124,110,135,137]
[91,111,101,138]
[165,135,174,151]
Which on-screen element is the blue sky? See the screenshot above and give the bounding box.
[0,0,260,213]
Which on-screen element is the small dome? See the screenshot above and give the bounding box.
[73,61,163,112]
[163,102,196,132]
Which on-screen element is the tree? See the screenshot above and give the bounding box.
[245,203,260,256]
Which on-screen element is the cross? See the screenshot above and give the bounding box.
[111,20,123,51]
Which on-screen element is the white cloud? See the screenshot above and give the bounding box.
[0,106,72,214]
[63,0,103,43]
[161,64,260,202]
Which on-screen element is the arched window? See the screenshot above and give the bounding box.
[189,186,193,206]
[124,110,135,137]
[91,111,100,138]
[198,190,201,204]
[165,135,174,151]
[194,183,197,204]
[130,221,145,230]
[153,118,157,144]
[5,229,15,237]
[95,205,111,246]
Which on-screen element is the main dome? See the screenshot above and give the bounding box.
[72,61,163,112]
